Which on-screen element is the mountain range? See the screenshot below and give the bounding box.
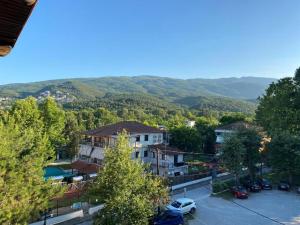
[0,76,276,114]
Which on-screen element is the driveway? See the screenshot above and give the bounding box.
[172,186,300,225]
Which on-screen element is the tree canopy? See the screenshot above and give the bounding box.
[0,98,61,224]
[89,132,169,225]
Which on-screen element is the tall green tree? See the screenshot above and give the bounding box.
[195,117,217,154]
[169,126,202,152]
[222,135,245,185]
[89,132,168,225]
[294,66,300,82]
[256,77,300,135]
[267,133,300,184]
[63,111,81,160]
[236,128,261,181]
[0,98,61,224]
[39,97,66,158]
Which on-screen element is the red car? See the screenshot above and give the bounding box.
[231,186,248,199]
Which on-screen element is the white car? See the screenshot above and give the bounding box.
[166,198,196,214]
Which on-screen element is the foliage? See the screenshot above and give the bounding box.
[267,133,300,184]
[0,76,275,115]
[0,98,62,224]
[88,132,169,225]
[256,77,300,135]
[236,128,262,180]
[294,66,300,82]
[219,112,253,125]
[63,111,81,159]
[169,126,203,152]
[195,117,217,154]
[39,97,66,155]
[212,180,235,193]
[222,135,245,185]
[176,95,256,114]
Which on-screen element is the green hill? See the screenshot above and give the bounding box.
[0,76,275,114]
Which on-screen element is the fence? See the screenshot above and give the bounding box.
[169,172,211,186]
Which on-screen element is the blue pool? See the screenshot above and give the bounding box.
[44,167,72,180]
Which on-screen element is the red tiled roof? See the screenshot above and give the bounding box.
[83,121,162,137]
[148,144,183,155]
[70,160,101,174]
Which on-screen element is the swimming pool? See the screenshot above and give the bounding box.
[44,167,72,181]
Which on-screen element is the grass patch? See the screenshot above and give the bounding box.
[212,190,233,200]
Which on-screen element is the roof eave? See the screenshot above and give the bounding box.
[0,0,38,57]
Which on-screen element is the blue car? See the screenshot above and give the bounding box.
[153,210,184,225]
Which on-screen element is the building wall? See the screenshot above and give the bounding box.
[78,132,188,177]
[79,132,164,161]
[215,129,235,144]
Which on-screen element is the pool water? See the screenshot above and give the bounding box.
[44,167,72,180]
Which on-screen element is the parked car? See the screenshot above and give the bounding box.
[151,210,184,225]
[243,180,261,192]
[256,178,272,190]
[278,181,290,191]
[166,198,196,214]
[231,186,248,199]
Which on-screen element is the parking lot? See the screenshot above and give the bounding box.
[172,186,300,225]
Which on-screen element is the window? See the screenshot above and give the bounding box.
[152,152,155,158]
[153,135,157,143]
[182,202,192,208]
[135,151,139,158]
[158,134,162,143]
[144,150,148,157]
[161,154,166,160]
[136,135,140,142]
[144,135,149,141]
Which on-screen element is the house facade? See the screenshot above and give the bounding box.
[215,121,251,152]
[77,121,188,177]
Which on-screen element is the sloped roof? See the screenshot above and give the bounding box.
[83,121,162,137]
[0,0,37,56]
[70,160,101,174]
[215,121,252,131]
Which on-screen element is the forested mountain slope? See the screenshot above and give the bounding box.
[0,76,275,114]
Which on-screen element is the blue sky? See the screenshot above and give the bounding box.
[0,0,300,84]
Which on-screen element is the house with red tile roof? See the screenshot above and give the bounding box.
[76,121,188,177]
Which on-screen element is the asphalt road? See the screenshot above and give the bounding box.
[172,186,300,225]
[62,177,299,225]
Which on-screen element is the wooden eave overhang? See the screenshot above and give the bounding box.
[0,0,37,56]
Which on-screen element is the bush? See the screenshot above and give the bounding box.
[212,180,235,193]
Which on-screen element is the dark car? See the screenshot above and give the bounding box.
[278,181,290,191]
[152,210,184,225]
[231,186,249,199]
[243,180,262,192]
[256,178,272,190]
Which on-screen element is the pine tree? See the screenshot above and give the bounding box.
[0,98,61,224]
[89,132,169,225]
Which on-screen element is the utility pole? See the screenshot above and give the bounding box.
[156,148,160,176]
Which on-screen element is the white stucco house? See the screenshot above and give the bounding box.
[77,121,188,177]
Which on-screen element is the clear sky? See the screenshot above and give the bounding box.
[0,0,300,84]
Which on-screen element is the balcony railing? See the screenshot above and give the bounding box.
[149,159,187,169]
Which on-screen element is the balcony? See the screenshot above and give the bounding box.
[148,159,187,169]
[79,144,105,160]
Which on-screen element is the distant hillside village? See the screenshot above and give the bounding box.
[0,90,76,108]
[36,90,76,103]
